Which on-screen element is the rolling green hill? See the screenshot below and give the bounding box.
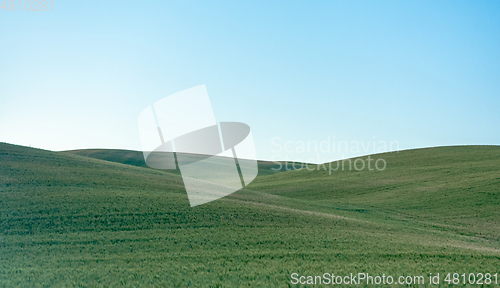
[246,146,500,242]
[1,143,499,287]
[62,149,151,168]
[63,148,302,176]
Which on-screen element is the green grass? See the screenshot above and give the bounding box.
[1,143,499,287]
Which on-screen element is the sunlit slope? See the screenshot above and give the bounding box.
[2,145,184,194]
[63,148,301,176]
[1,143,499,286]
[246,146,500,240]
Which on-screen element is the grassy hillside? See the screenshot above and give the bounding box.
[63,148,302,176]
[246,146,500,242]
[1,143,499,287]
[62,149,151,168]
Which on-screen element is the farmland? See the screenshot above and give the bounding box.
[1,143,499,287]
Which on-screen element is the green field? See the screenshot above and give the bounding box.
[1,143,499,287]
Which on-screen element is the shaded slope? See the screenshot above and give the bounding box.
[62,149,149,168]
[63,148,303,176]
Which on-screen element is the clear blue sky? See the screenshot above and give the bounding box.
[1,1,499,163]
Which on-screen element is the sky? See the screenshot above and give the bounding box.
[1,1,499,163]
